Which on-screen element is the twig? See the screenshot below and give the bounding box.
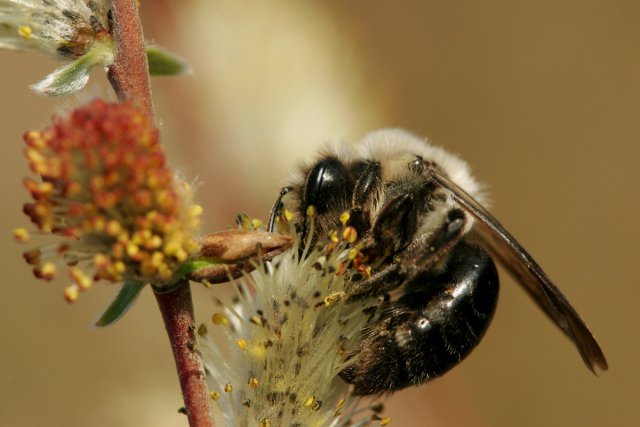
[107,0,154,116]
[155,282,214,427]
[106,2,211,425]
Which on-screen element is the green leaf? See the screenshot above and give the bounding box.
[95,282,146,327]
[31,41,115,96]
[30,59,92,96]
[146,45,191,76]
[175,258,218,279]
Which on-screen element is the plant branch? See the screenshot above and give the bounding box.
[107,3,210,425]
[155,282,214,427]
[107,0,154,117]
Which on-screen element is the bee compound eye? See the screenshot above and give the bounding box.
[303,157,350,214]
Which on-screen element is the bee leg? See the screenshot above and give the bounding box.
[345,262,403,301]
[371,191,421,253]
[342,160,382,235]
[352,161,382,211]
[346,208,467,301]
[268,187,292,232]
[397,208,467,278]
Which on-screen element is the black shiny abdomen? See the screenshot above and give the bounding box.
[340,242,499,394]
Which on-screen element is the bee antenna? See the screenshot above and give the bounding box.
[268,187,292,232]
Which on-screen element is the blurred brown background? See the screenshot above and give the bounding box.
[1,1,638,426]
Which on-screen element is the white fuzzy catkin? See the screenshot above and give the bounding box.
[0,0,110,57]
[200,219,389,427]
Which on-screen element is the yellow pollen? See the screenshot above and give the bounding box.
[342,226,358,243]
[248,377,259,388]
[155,189,173,208]
[237,213,252,230]
[185,240,199,254]
[190,204,203,217]
[259,419,271,427]
[105,220,122,237]
[209,391,220,400]
[306,205,315,217]
[150,250,165,266]
[364,266,372,278]
[25,148,45,165]
[116,231,130,245]
[235,339,247,350]
[283,209,293,222]
[340,211,350,224]
[13,227,30,243]
[69,267,92,290]
[173,248,188,262]
[247,343,266,361]
[330,231,339,243]
[163,240,181,257]
[25,131,44,148]
[113,261,126,273]
[157,264,172,280]
[64,284,79,303]
[18,26,32,40]
[304,396,316,407]
[110,244,125,263]
[132,229,151,245]
[348,248,358,260]
[380,417,392,425]
[37,262,57,279]
[91,216,106,232]
[323,291,344,306]
[224,384,233,393]
[251,218,263,229]
[37,181,54,195]
[211,313,229,326]
[93,253,109,268]
[126,243,140,258]
[146,210,159,221]
[336,399,345,409]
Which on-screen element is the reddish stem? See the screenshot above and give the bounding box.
[107,3,210,425]
[155,282,214,427]
[107,0,154,117]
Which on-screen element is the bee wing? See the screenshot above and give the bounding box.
[430,170,608,373]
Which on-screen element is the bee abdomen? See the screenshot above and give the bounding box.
[340,242,499,395]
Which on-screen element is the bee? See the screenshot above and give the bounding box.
[268,129,607,395]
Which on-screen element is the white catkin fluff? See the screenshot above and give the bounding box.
[0,0,110,57]
[200,221,388,427]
